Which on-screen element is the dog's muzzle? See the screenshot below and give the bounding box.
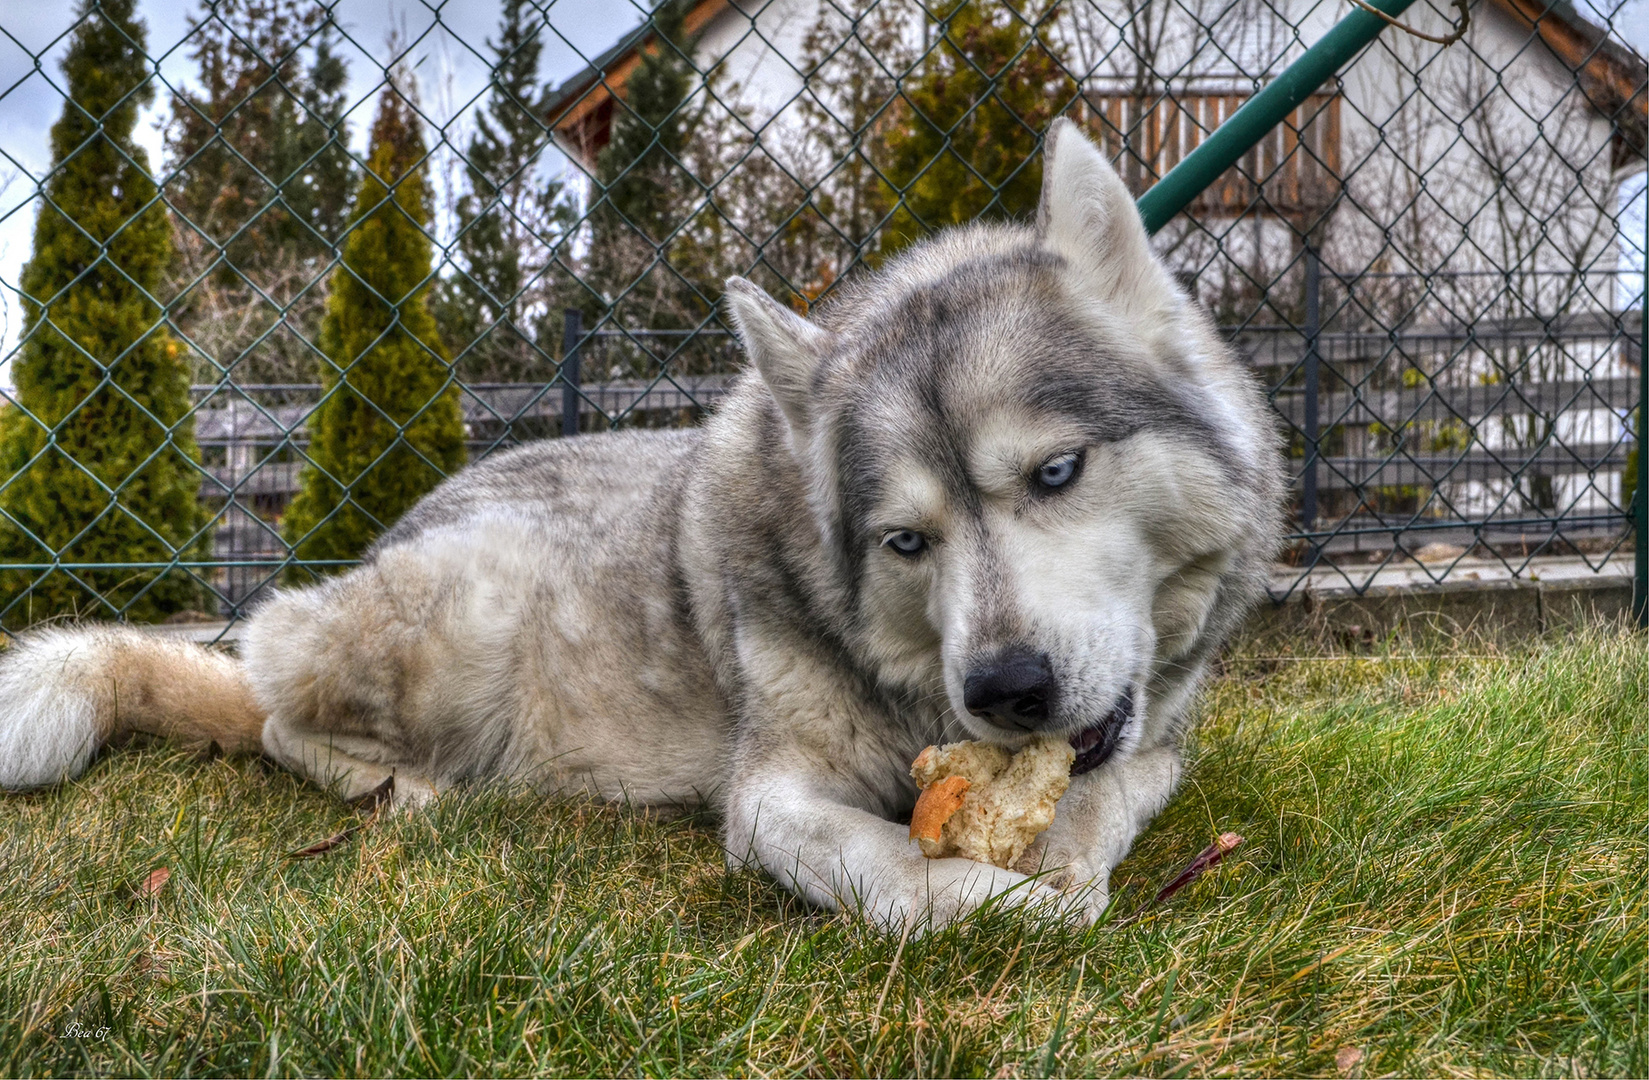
[1069,690,1134,776]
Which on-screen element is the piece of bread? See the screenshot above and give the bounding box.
[909,736,1074,869]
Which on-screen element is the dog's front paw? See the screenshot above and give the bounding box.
[865,856,1073,932]
[1012,845,1113,925]
[1056,870,1112,925]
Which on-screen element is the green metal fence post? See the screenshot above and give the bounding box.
[1302,245,1322,543]
[1636,207,1647,627]
[1135,0,1419,235]
[561,308,583,438]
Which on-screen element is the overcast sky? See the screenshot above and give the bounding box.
[0,0,1646,372]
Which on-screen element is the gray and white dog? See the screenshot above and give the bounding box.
[0,121,1282,927]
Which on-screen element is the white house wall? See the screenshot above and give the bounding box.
[693,0,842,176]
[1333,0,1623,296]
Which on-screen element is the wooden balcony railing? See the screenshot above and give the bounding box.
[1076,90,1342,220]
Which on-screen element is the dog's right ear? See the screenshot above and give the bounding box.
[1037,117,1176,320]
[723,277,834,435]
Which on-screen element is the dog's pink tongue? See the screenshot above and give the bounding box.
[1070,725,1105,753]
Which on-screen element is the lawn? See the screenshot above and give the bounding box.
[1,628,1644,1077]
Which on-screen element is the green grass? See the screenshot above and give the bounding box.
[1,630,1644,1077]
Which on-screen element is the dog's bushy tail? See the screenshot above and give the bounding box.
[0,625,265,791]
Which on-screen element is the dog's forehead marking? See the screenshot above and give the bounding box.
[875,457,949,530]
[855,256,1192,441]
[852,310,1186,474]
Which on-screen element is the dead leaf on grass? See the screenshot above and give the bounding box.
[137,866,170,898]
[1336,1045,1365,1075]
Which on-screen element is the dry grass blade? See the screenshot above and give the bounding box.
[871,908,914,1032]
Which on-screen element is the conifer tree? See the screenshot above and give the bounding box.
[294,18,354,252]
[783,0,913,297]
[585,0,712,334]
[438,0,572,381]
[167,0,353,266]
[0,0,207,625]
[879,0,1075,258]
[165,0,354,383]
[281,78,466,573]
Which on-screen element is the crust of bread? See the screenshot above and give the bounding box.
[909,774,971,843]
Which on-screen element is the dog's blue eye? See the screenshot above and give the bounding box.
[883,530,926,557]
[1037,452,1080,489]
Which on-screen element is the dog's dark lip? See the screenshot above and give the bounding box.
[1068,690,1134,776]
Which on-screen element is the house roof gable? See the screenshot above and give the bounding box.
[1485,0,1646,162]
[542,0,1646,170]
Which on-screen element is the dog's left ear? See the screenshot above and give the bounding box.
[1037,118,1177,318]
[723,277,835,435]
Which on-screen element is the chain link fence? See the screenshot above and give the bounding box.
[0,0,1644,633]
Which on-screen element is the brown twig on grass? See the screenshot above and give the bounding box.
[1115,832,1244,924]
[1150,832,1243,907]
[287,776,394,859]
[287,824,368,859]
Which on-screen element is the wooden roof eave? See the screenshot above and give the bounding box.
[1486,0,1648,162]
[543,0,730,169]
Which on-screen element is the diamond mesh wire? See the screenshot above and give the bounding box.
[0,0,1643,634]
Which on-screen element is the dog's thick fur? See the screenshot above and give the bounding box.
[0,123,1283,927]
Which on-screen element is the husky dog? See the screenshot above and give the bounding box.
[0,122,1282,927]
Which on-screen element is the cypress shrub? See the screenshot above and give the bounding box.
[163,0,356,386]
[0,0,208,626]
[585,0,713,340]
[281,81,465,574]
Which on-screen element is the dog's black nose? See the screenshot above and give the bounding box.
[963,648,1055,729]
